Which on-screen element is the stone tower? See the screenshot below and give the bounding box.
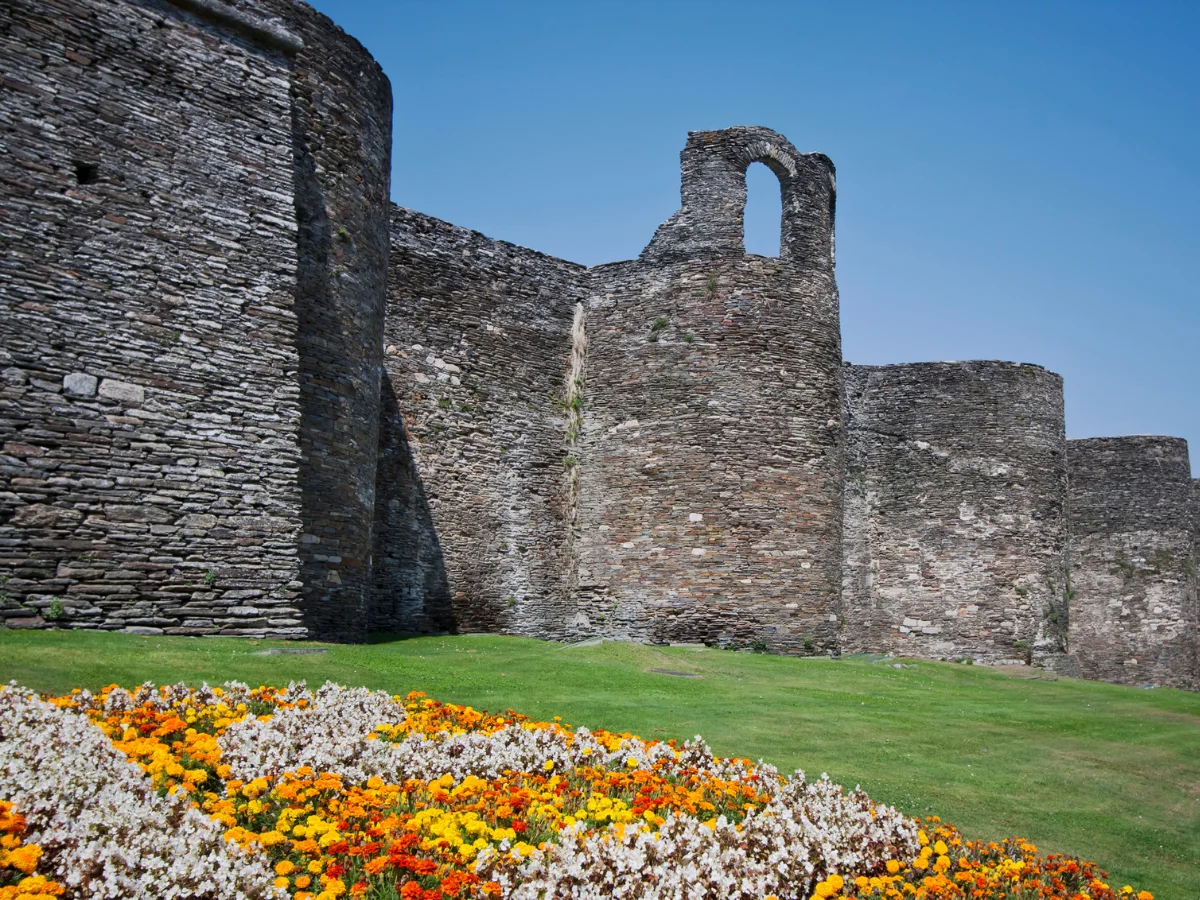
[0,0,391,640]
[570,127,844,653]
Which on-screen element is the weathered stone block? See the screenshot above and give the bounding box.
[62,372,98,396]
[97,380,145,405]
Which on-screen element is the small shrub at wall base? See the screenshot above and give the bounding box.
[44,599,65,621]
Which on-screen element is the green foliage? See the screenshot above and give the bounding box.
[203,569,217,587]
[803,635,815,652]
[683,333,695,344]
[749,639,769,654]
[648,316,668,341]
[705,270,719,296]
[563,455,579,470]
[437,397,451,409]
[44,598,65,621]
[1110,554,1138,580]
[1147,549,1175,572]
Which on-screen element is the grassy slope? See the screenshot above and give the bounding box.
[0,630,1196,899]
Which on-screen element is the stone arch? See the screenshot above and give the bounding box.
[642,126,836,269]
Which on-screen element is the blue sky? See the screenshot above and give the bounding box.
[309,0,1199,473]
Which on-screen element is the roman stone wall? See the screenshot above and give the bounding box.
[841,362,1069,663]
[0,0,390,640]
[374,207,585,636]
[1066,437,1197,689]
[0,0,1194,694]
[569,128,844,653]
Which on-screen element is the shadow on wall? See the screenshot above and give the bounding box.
[291,97,350,639]
[370,376,455,634]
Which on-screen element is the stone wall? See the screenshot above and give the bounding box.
[373,207,585,636]
[0,0,1194,692]
[0,0,389,639]
[842,362,1069,663]
[570,128,844,653]
[1066,437,1197,689]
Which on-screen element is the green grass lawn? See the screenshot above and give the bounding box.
[0,630,1196,899]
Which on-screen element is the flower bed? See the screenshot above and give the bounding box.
[0,682,1152,900]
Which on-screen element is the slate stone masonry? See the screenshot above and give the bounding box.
[1065,437,1196,689]
[373,208,585,637]
[842,362,1069,664]
[0,0,389,639]
[0,1,1194,689]
[570,129,844,654]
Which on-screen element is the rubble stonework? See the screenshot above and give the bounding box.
[0,0,1195,689]
[841,362,1069,664]
[570,130,844,654]
[373,208,585,637]
[1064,438,1197,689]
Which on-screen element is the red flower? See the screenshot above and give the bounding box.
[326,863,344,878]
[512,820,527,833]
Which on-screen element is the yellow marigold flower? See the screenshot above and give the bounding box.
[813,876,842,899]
[886,860,901,875]
[307,859,324,874]
[544,759,555,771]
[933,840,948,855]
[625,757,638,768]
[275,860,296,876]
[274,877,290,890]
[5,842,42,874]
[917,830,929,846]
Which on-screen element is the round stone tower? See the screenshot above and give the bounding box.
[570,127,844,654]
[0,0,391,641]
[841,361,1069,663]
[1066,437,1196,688]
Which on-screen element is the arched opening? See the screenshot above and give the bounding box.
[743,161,783,257]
